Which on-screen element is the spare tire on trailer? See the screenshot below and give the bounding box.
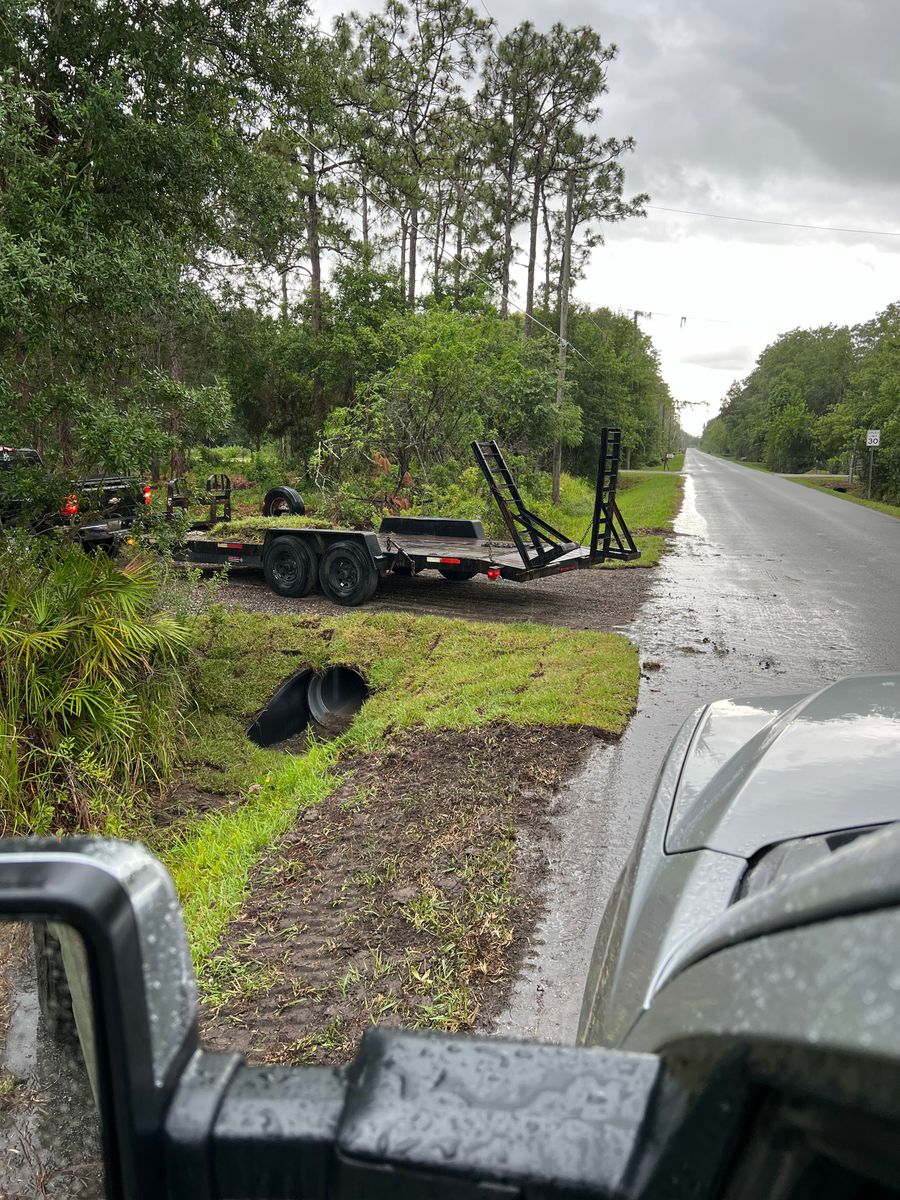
[262,486,305,517]
[263,535,317,597]
[318,540,379,606]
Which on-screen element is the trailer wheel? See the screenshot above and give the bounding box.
[263,536,317,597]
[319,541,378,606]
[438,567,477,581]
[263,486,305,517]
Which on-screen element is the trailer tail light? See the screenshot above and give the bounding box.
[487,567,501,581]
[439,557,461,565]
[60,494,79,517]
[559,564,577,573]
[143,485,152,506]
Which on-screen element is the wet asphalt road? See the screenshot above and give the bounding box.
[493,449,900,1045]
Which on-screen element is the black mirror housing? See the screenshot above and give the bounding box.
[1,838,745,1200]
[0,837,199,1200]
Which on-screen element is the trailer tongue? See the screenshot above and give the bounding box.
[173,428,639,606]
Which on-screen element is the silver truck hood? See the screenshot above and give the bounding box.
[666,674,900,857]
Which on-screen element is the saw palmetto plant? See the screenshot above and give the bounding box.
[0,546,191,835]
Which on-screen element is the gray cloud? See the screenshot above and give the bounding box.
[682,345,756,370]
[526,0,900,241]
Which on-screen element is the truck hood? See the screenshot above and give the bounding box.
[665,675,900,858]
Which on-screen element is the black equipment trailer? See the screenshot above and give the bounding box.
[172,429,638,607]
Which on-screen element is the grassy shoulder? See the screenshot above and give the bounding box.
[714,455,900,519]
[161,610,639,983]
[793,479,900,520]
[533,471,682,568]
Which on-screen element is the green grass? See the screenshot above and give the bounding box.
[723,458,767,472]
[206,515,338,538]
[532,471,682,568]
[793,480,900,520]
[719,457,900,519]
[163,610,638,969]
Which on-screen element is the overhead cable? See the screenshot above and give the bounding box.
[647,204,900,239]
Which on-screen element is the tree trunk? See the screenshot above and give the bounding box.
[542,183,553,312]
[500,160,515,317]
[454,181,464,305]
[361,168,369,249]
[524,154,543,336]
[552,173,574,505]
[169,332,186,478]
[306,140,325,424]
[432,181,443,289]
[408,200,418,304]
[279,268,289,324]
[399,214,408,292]
[407,113,418,304]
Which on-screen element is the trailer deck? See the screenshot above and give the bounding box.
[373,529,592,581]
[173,430,639,606]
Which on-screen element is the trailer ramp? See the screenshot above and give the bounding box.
[473,441,578,568]
[589,428,639,563]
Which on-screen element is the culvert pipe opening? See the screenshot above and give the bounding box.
[247,666,370,748]
[307,666,370,730]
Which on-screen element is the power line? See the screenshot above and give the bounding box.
[646,204,900,240]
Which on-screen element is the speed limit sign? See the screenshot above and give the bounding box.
[867,429,881,447]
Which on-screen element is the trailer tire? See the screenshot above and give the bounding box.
[263,486,305,517]
[319,541,378,606]
[263,536,317,597]
[438,568,477,581]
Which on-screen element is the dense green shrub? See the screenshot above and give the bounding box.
[0,545,191,836]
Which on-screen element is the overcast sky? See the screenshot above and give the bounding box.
[312,0,900,434]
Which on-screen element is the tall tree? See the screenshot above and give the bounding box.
[338,0,489,304]
[478,23,541,316]
[1,0,315,470]
[519,25,613,335]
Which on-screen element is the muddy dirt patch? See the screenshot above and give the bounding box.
[153,779,245,829]
[200,722,599,1065]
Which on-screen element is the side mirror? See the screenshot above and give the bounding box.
[0,838,199,1199]
[0,839,740,1200]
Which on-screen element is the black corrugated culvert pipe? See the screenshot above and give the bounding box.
[247,666,369,748]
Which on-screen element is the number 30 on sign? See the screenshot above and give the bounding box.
[867,430,881,448]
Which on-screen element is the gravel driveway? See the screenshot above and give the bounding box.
[215,561,655,633]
